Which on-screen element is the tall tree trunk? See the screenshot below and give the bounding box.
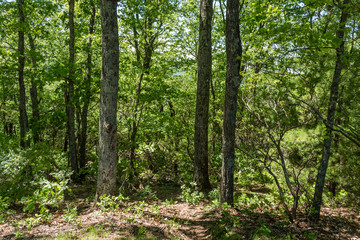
[220,0,242,205]
[17,0,30,148]
[128,15,141,177]
[311,0,349,221]
[96,0,119,200]
[68,0,78,181]
[193,0,213,192]
[28,33,40,144]
[79,0,96,171]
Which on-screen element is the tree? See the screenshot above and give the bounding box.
[95,0,119,200]
[193,0,213,192]
[118,0,178,179]
[28,32,40,144]
[17,0,30,148]
[67,0,78,181]
[79,0,96,172]
[220,0,242,205]
[311,0,349,222]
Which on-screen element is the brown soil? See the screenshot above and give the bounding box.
[0,183,359,240]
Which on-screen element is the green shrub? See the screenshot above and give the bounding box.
[21,170,71,213]
[0,196,10,213]
[0,144,71,214]
[180,182,204,204]
[97,193,128,212]
[0,144,70,200]
[136,185,158,201]
[97,194,119,212]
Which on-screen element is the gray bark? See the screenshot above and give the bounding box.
[193,0,213,192]
[266,165,293,223]
[273,137,299,222]
[220,0,242,205]
[79,0,96,170]
[68,0,78,181]
[17,0,30,148]
[96,0,119,200]
[311,0,349,221]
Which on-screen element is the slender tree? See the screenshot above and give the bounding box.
[67,0,78,181]
[220,0,242,205]
[79,0,96,171]
[96,0,119,199]
[311,0,349,221]
[28,33,40,144]
[193,0,213,192]
[17,0,30,148]
[122,0,170,178]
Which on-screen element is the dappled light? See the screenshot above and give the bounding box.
[0,0,359,239]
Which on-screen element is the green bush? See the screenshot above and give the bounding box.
[136,185,158,200]
[0,196,10,213]
[97,193,129,212]
[180,182,204,204]
[0,143,71,214]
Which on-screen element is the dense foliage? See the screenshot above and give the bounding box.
[0,0,359,231]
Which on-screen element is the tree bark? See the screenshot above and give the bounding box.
[311,0,349,221]
[168,100,179,177]
[17,0,30,148]
[220,0,242,205]
[96,0,119,200]
[79,0,96,171]
[28,33,40,144]
[193,0,213,192]
[67,0,78,181]
[128,14,141,177]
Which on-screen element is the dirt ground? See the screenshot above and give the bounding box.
[0,184,359,240]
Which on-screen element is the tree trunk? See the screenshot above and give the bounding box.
[311,0,349,222]
[266,166,294,223]
[220,0,242,205]
[28,33,40,144]
[128,15,155,179]
[68,0,78,181]
[193,0,213,192]
[129,72,143,179]
[79,0,96,171]
[128,15,141,176]
[96,0,119,200]
[168,100,179,177]
[274,137,298,221]
[17,0,30,148]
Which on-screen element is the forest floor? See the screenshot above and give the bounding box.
[0,183,359,240]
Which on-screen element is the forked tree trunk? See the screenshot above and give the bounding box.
[311,0,349,222]
[96,0,119,200]
[193,0,213,192]
[220,0,242,205]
